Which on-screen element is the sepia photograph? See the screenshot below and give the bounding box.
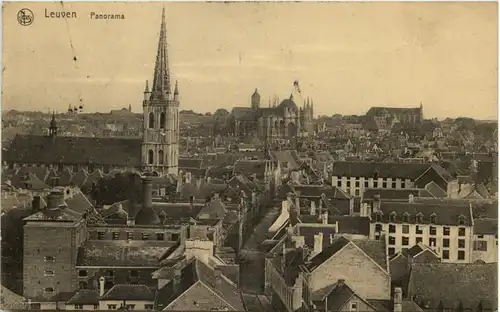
[1,1,498,311]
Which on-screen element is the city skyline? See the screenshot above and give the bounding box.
[2,2,498,120]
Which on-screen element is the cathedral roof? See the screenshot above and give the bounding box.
[278,98,298,111]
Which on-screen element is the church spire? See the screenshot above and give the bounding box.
[151,7,171,99]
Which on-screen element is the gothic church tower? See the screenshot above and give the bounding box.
[142,8,179,176]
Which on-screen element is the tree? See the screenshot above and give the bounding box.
[91,172,143,206]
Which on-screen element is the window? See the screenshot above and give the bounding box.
[389,213,397,222]
[160,112,166,129]
[402,214,409,223]
[148,149,154,165]
[44,270,54,277]
[375,224,382,233]
[402,225,409,234]
[389,224,396,233]
[474,241,488,251]
[389,236,396,245]
[148,112,155,129]
[416,213,424,224]
[429,237,437,247]
[443,227,450,236]
[346,181,351,187]
[130,270,139,277]
[171,233,179,241]
[44,287,54,293]
[351,302,358,312]
[392,182,397,188]
[355,181,360,187]
[145,304,154,310]
[478,235,484,239]
[108,304,117,310]
[382,182,387,188]
[142,233,149,240]
[401,182,406,189]
[458,216,466,225]
[126,305,136,310]
[388,247,395,256]
[416,226,423,235]
[416,237,423,244]
[364,181,369,188]
[127,232,134,240]
[430,226,437,236]
[442,250,449,260]
[430,214,437,224]
[112,232,119,240]
[458,250,465,260]
[402,237,409,246]
[354,189,359,196]
[97,232,105,240]
[158,150,164,165]
[156,233,165,240]
[75,304,83,310]
[375,214,382,222]
[374,182,378,188]
[44,256,55,262]
[338,180,342,187]
[443,239,450,248]
[79,281,87,289]
[458,239,465,248]
[458,228,466,237]
[78,270,87,277]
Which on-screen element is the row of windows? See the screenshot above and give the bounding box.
[148,112,167,129]
[376,224,466,236]
[374,213,467,225]
[78,270,139,278]
[96,232,178,241]
[74,304,99,310]
[107,304,153,310]
[388,236,466,248]
[338,180,407,189]
[147,150,165,165]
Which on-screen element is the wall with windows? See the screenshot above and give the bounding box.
[66,303,99,310]
[370,222,473,263]
[332,176,414,196]
[99,300,154,310]
[74,268,158,291]
[87,225,183,242]
[472,234,498,263]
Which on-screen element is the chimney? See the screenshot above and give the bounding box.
[393,287,403,312]
[142,178,153,209]
[408,194,414,203]
[189,196,195,210]
[313,233,323,254]
[281,199,289,214]
[32,195,41,213]
[207,176,212,184]
[321,211,328,224]
[337,279,345,285]
[186,172,192,184]
[196,178,202,190]
[46,191,65,209]
[173,268,182,294]
[294,196,300,212]
[251,191,257,206]
[99,276,105,297]
[318,197,323,215]
[310,201,316,216]
[373,194,381,212]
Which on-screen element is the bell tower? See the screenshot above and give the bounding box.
[142,8,179,176]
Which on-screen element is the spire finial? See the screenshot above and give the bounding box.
[174,80,179,95]
[145,80,149,92]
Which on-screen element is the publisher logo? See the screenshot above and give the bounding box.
[17,8,34,26]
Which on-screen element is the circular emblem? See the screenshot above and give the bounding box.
[17,8,34,26]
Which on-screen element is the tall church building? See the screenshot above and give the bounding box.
[142,8,180,176]
[3,9,180,177]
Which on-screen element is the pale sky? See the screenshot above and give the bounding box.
[2,2,498,119]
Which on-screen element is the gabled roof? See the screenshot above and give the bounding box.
[101,284,154,301]
[66,289,99,305]
[473,218,498,235]
[331,161,430,179]
[408,263,497,310]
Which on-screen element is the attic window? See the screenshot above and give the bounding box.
[416,213,424,223]
[430,213,437,224]
[402,213,410,223]
[458,215,466,225]
[375,214,382,222]
[389,212,397,222]
[44,287,54,293]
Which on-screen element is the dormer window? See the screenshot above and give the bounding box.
[430,213,437,224]
[375,213,382,222]
[389,212,397,223]
[458,215,466,226]
[402,213,410,223]
[416,212,424,224]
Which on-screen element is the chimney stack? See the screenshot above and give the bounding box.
[313,233,323,254]
[321,211,328,224]
[46,190,65,209]
[294,196,300,212]
[373,194,381,212]
[408,194,414,203]
[310,201,316,216]
[32,195,41,213]
[142,177,153,209]
[393,287,403,312]
[189,196,195,210]
[99,276,105,297]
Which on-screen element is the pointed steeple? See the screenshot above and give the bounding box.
[144,80,149,93]
[151,7,171,99]
[174,80,179,95]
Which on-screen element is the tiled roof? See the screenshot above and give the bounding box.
[3,135,142,166]
[306,236,350,271]
[197,198,227,220]
[270,150,302,169]
[297,225,337,249]
[293,185,350,199]
[66,289,99,305]
[351,239,387,272]
[373,201,472,226]
[233,160,267,179]
[179,158,203,169]
[473,218,498,235]
[331,161,430,179]
[101,284,154,301]
[24,208,82,222]
[408,263,497,310]
[363,188,421,200]
[330,216,371,236]
[76,240,175,267]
